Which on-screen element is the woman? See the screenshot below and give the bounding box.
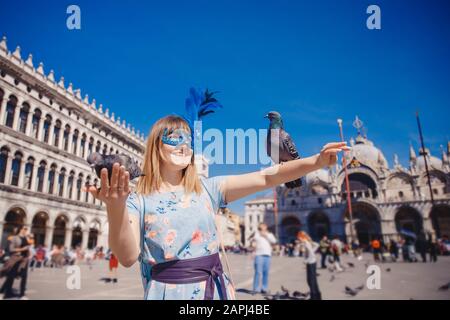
[85,114,348,300]
[297,231,321,300]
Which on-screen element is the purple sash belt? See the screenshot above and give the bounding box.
[151,253,228,300]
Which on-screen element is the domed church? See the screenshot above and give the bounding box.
[244,116,450,248]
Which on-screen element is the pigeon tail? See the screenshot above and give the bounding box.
[285,178,303,189]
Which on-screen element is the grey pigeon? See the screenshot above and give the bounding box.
[265,111,302,188]
[292,291,309,298]
[280,285,290,298]
[347,262,355,268]
[87,152,144,181]
[438,282,450,291]
[345,285,364,296]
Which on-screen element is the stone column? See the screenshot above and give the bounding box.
[81,228,89,250]
[57,127,64,150]
[51,169,58,195]
[25,109,34,136]
[30,164,38,191]
[4,154,13,185]
[38,118,45,142]
[47,122,54,145]
[12,98,22,130]
[0,90,10,124]
[18,159,26,188]
[67,131,73,153]
[76,134,82,157]
[42,167,49,193]
[62,171,70,198]
[45,226,54,249]
[64,228,73,249]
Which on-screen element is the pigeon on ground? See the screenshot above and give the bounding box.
[292,291,309,298]
[386,268,391,272]
[330,275,336,282]
[347,262,355,268]
[438,282,450,291]
[87,152,143,181]
[265,111,302,189]
[345,285,364,296]
[281,285,290,297]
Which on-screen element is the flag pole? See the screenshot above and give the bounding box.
[273,187,279,241]
[416,111,435,205]
[337,119,354,244]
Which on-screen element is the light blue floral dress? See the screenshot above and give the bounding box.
[126,175,235,300]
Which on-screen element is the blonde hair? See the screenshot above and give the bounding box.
[136,115,202,195]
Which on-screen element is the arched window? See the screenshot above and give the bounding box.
[109,147,114,155]
[67,171,75,199]
[18,103,30,134]
[63,125,71,151]
[0,89,4,116]
[80,134,87,158]
[53,120,62,147]
[5,95,18,128]
[24,157,35,189]
[76,173,83,201]
[95,141,101,153]
[85,176,91,202]
[58,167,66,197]
[0,146,10,183]
[43,115,52,143]
[31,109,42,139]
[102,144,108,155]
[72,129,79,155]
[48,164,57,194]
[92,178,98,204]
[10,151,23,186]
[88,137,94,157]
[37,161,47,192]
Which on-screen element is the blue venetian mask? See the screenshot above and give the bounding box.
[161,128,192,148]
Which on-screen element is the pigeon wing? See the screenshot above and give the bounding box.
[281,131,300,161]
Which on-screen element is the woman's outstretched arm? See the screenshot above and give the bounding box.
[223,142,350,203]
[85,163,140,267]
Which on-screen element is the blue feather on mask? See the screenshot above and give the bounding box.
[182,87,223,150]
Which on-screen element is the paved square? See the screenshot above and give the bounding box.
[4,253,450,300]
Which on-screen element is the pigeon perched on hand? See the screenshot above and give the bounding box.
[265,111,302,188]
[87,152,144,181]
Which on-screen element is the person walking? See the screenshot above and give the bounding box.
[331,236,343,272]
[298,231,321,300]
[0,226,30,299]
[371,238,381,262]
[250,223,277,294]
[428,234,438,263]
[319,235,330,269]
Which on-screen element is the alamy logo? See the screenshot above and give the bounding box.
[66,5,81,30]
[66,265,81,290]
[367,5,381,30]
[366,265,381,289]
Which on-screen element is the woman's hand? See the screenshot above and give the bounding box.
[85,162,130,208]
[315,142,350,168]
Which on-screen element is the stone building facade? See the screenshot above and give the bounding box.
[0,37,146,251]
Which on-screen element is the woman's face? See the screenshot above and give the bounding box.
[159,128,193,170]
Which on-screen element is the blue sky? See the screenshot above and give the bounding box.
[1,0,449,214]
